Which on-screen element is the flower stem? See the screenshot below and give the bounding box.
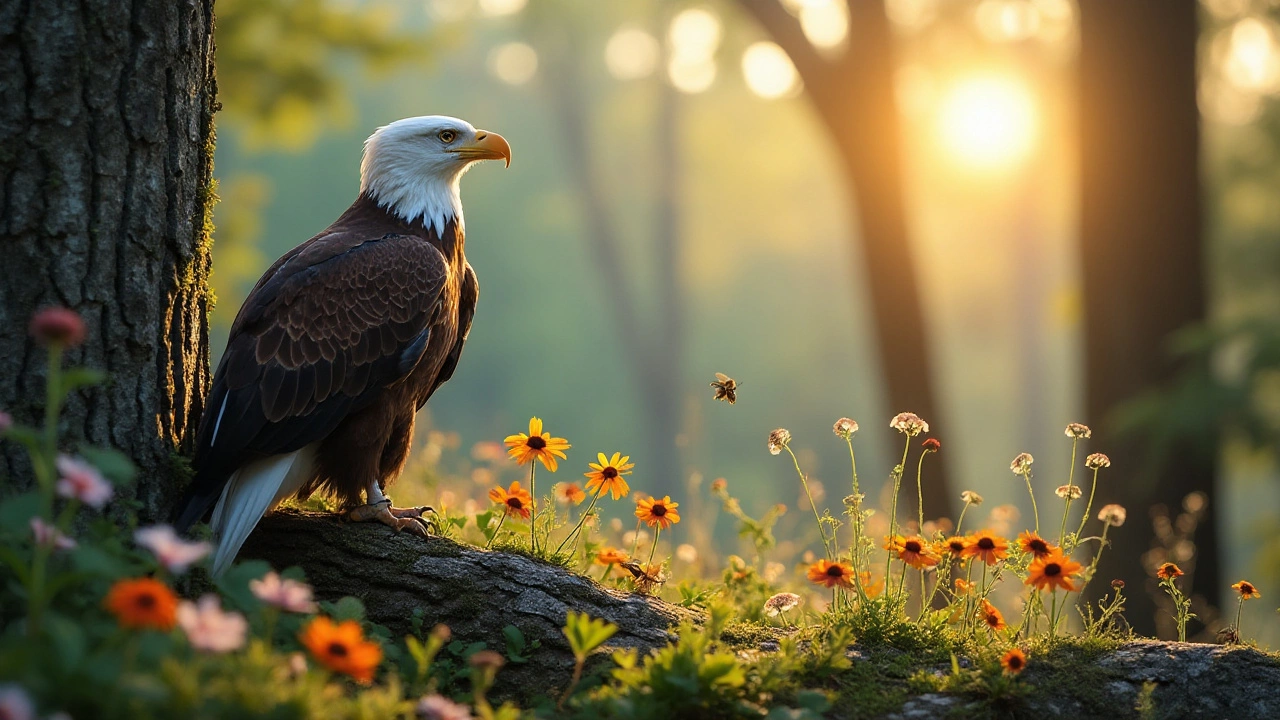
[1075,468,1101,543]
[1235,595,1244,638]
[786,446,831,557]
[955,504,970,536]
[528,464,538,553]
[845,438,867,603]
[915,450,928,533]
[557,484,604,554]
[485,513,507,550]
[1022,471,1040,533]
[885,436,911,583]
[645,526,660,570]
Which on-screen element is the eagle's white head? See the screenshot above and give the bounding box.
[360,115,512,236]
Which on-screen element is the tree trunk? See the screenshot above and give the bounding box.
[1077,1,1217,635]
[0,0,217,521]
[737,0,951,512]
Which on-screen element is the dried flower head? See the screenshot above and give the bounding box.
[134,525,212,574]
[1111,579,1126,590]
[889,412,929,437]
[1085,453,1111,470]
[833,418,859,439]
[763,592,802,617]
[1098,504,1127,527]
[960,490,984,506]
[710,477,727,494]
[177,595,248,653]
[767,428,792,455]
[1157,562,1184,581]
[1010,452,1034,474]
[1065,423,1092,439]
[843,493,864,508]
[55,455,112,509]
[1055,485,1082,500]
[250,571,319,613]
[416,694,473,720]
[921,438,941,453]
[1232,580,1260,599]
[1001,648,1027,675]
[29,307,86,347]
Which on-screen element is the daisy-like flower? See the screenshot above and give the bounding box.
[1232,580,1260,599]
[940,536,969,559]
[1055,485,1082,500]
[635,496,680,530]
[1017,530,1054,558]
[979,599,1006,631]
[962,530,1010,566]
[1098,504,1127,527]
[807,559,855,589]
[1026,550,1083,593]
[30,517,76,551]
[177,595,248,653]
[416,694,473,720]
[584,452,633,499]
[250,571,319,613]
[55,455,112,509]
[1010,452,1034,474]
[889,412,929,436]
[488,481,534,520]
[1085,453,1111,469]
[767,428,792,455]
[104,577,179,630]
[29,306,86,347]
[503,417,570,472]
[299,616,383,684]
[555,483,587,505]
[889,535,940,569]
[763,592,802,617]
[960,490,984,506]
[1001,648,1027,675]
[1156,562,1184,581]
[0,685,34,720]
[595,547,630,565]
[134,525,212,574]
[1065,423,1091,439]
[921,438,941,452]
[833,418,859,439]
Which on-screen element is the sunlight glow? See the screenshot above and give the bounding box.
[605,27,660,80]
[1224,18,1279,92]
[668,56,717,94]
[799,0,849,50]
[668,8,721,94]
[975,0,1039,42]
[936,76,1036,171]
[741,42,799,99]
[427,0,473,22]
[488,42,537,85]
[885,0,939,32]
[477,0,525,17]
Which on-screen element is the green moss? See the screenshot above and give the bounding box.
[720,619,782,649]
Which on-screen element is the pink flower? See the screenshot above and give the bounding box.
[29,307,86,348]
[415,694,473,720]
[54,455,112,509]
[249,571,319,613]
[0,684,34,720]
[30,518,76,551]
[0,410,12,434]
[134,525,211,574]
[177,595,248,653]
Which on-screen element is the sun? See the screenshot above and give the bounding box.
[936,74,1037,171]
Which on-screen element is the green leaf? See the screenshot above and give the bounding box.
[323,596,366,622]
[59,367,106,394]
[502,624,529,663]
[563,611,618,662]
[75,445,136,487]
[0,492,40,534]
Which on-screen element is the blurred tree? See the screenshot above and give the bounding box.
[1077,0,1218,636]
[0,0,217,520]
[735,0,951,509]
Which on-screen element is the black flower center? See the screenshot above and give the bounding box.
[526,436,547,450]
[328,642,349,658]
[1044,563,1062,577]
[949,541,965,553]
[651,504,667,517]
[507,497,524,510]
[904,541,922,553]
[1008,656,1023,669]
[1029,539,1048,553]
[826,565,844,577]
[135,593,156,609]
[603,467,618,479]
[978,538,995,550]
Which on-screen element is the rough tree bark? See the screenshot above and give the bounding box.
[0,0,217,520]
[736,0,951,511]
[1077,1,1217,636]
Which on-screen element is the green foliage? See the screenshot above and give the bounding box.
[563,612,618,663]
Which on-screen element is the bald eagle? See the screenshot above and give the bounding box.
[174,116,511,575]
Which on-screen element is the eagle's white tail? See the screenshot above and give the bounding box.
[210,446,316,576]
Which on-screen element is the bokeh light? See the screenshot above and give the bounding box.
[1223,17,1279,93]
[885,0,939,32]
[974,0,1040,43]
[742,42,799,100]
[668,7,721,94]
[668,56,717,94]
[477,0,526,17]
[605,27,660,80]
[935,75,1036,171]
[427,0,473,22]
[488,42,538,85]
[798,0,849,50]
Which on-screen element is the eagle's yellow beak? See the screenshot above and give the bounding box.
[453,130,511,167]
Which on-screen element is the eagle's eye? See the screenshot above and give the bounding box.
[438,130,458,143]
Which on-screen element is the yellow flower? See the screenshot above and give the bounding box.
[504,417,570,472]
[488,481,533,520]
[635,496,680,530]
[1232,580,1260,599]
[584,452,633,500]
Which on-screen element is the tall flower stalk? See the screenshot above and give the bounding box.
[771,429,833,557]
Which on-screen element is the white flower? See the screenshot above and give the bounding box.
[833,418,859,439]
[250,571,319,613]
[177,595,248,653]
[29,518,75,551]
[0,685,34,720]
[1098,504,1127,527]
[767,428,792,455]
[960,490,984,506]
[1010,452,1034,474]
[889,412,929,437]
[415,694,473,720]
[763,592,802,617]
[1065,422,1091,439]
[1085,453,1111,470]
[1055,485,1082,500]
[54,455,112,509]
[134,525,212,574]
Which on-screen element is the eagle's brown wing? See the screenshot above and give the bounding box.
[175,230,451,531]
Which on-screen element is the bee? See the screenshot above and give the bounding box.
[710,372,739,404]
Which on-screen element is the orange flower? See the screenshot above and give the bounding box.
[894,536,940,569]
[940,536,969,559]
[1026,550,1083,593]
[962,530,1010,566]
[1017,530,1054,558]
[298,616,383,684]
[1232,580,1260,599]
[504,417,570,472]
[555,483,587,505]
[1001,648,1027,675]
[635,496,680,530]
[979,600,1006,631]
[584,452,633,500]
[807,559,855,589]
[488,481,534,520]
[1156,562,1183,581]
[104,578,179,631]
[595,547,630,565]
[860,571,885,598]
[954,578,973,595]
